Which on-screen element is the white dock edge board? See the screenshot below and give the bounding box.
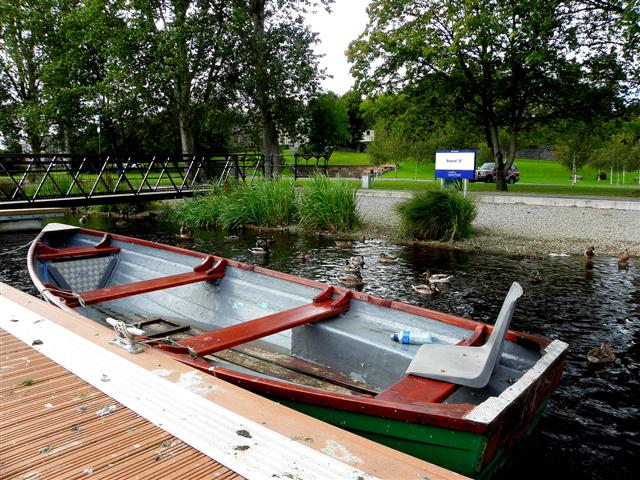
[463,340,569,424]
[0,295,376,480]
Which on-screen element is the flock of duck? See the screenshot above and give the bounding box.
[583,245,632,269]
[236,236,456,293]
[172,230,633,365]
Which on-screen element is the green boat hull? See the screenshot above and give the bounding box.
[275,398,550,479]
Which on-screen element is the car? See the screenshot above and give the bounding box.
[473,162,520,184]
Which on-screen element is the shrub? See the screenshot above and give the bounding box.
[299,175,359,232]
[396,190,477,241]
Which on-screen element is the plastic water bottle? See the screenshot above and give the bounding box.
[390,330,433,345]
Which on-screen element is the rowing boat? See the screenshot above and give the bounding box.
[28,223,568,478]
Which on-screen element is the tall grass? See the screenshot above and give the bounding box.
[165,190,226,228]
[219,178,298,229]
[167,178,297,230]
[396,190,477,241]
[299,175,359,232]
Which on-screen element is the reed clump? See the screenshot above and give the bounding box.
[298,175,359,232]
[219,178,298,229]
[165,188,226,229]
[166,175,359,233]
[396,190,477,241]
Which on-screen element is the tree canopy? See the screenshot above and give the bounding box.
[348,0,639,189]
[0,0,332,162]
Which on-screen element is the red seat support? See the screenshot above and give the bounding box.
[375,325,487,404]
[37,234,120,261]
[180,290,352,357]
[61,257,226,307]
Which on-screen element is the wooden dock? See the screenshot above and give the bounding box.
[0,208,65,233]
[0,283,468,480]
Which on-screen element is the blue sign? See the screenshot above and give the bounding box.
[435,150,476,179]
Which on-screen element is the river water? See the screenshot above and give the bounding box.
[1,213,638,480]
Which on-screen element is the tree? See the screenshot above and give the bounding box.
[0,0,55,152]
[307,92,349,150]
[41,0,127,154]
[348,0,636,190]
[120,0,236,155]
[231,0,331,176]
[340,89,366,149]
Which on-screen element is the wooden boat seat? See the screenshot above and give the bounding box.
[60,257,226,307]
[405,282,523,389]
[180,289,352,357]
[37,234,120,261]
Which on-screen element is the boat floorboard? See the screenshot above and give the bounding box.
[131,317,381,396]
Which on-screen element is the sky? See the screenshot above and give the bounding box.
[305,0,370,95]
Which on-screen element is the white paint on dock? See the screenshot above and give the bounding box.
[0,295,376,480]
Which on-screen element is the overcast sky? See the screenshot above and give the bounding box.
[305,0,370,95]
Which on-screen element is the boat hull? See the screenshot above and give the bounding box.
[27,224,569,478]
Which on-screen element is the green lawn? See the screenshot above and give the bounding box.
[328,151,371,165]
[323,151,639,193]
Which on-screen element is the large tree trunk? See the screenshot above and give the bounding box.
[260,113,279,177]
[251,0,279,177]
[174,1,194,156]
[179,110,195,155]
[63,124,72,153]
[486,120,508,191]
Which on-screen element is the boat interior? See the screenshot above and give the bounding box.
[33,227,544,405]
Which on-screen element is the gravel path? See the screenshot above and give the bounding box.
[356,192,640,258]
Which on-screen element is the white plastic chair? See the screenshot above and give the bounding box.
[406,282,523,388]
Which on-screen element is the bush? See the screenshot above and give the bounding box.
[299,175,359,232]
[396,190,477,241]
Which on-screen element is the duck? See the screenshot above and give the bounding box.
[411,284,440,295]
[224,235,239,242]
[618,249,631,265]
[529,271,543,284]
[378,253,397,264]
[343,259,361,272]
[338,271,365,287]
[115,220,127,228]
[349,255,365,267]
[299,250,309,262]
[424,272,453,284]
[256,237,273,248]
[177,225,193,241]
[78,216,87,225]
[584,246,595,260]
[587,342,615,364]
[248,246,269,256]
[335,240,353,249]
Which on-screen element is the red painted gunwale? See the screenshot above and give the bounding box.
[31,226,565,447]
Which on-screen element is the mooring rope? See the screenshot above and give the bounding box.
[40,286,86,307]
[0,240,33,256]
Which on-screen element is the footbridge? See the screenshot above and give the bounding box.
[0,152,329,209]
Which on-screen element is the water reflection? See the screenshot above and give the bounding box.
[1,213,638,479]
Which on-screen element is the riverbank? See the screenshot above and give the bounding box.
[356,191,640,258]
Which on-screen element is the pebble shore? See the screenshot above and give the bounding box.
[356,192,640,259]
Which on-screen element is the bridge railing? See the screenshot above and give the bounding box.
[0,152,331,208]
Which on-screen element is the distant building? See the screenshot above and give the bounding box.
[361,130,375,143]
